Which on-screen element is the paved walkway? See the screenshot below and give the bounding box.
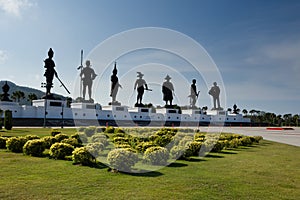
[199,127,300,147]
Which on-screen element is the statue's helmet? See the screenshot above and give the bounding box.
[86,60,91,66]
[48,48,54,57]
[213,82,217,86]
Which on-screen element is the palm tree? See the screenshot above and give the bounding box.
[242,109,248,116]
[293,114,299,127]
[11,91,25,102]
[28,93,38,102]
[249,109,256,116]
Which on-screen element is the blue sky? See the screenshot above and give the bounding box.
[0,0,299,115]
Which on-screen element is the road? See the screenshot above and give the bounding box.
[198,126,300,147]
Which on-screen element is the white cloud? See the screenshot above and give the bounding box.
[0,50,8,64]
[0,0,35,17]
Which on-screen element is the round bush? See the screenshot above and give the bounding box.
[72,147,94,166]
[54,134,69,142]
[41,136,57,149]
[0,137,7,149]
[86,142,104,158]
[51,129,61,136]
[6,137,28,153]
[49,143,74,160]
[72,132,88,144]
[23,139,46,157]
[84,126,96,137]
[170,145,192,160]
[96,127,106,133]
[61,138,81,147]
[25,135,40,141]
[107,148,138,172]
[239,136,253,146]
[136,141,157,153]
[144,146,169,165]
[104,126,115,133]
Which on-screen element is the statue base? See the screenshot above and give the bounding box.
[134,103,145,107]
[42,94,56,100]
[109,101,121,106]
[211,107,224,111]
[164,104,180,109]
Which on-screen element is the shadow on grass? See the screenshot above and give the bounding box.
[205,154,224,158]
[219,151,237,155]
[185,157,207,162]
[167,162,188,168]
[123,170,163,177]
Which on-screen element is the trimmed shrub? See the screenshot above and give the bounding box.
[136,141,157,153]
[211,141,226,153]
[107,148,138,172]
[78,127,85,132]
[114,143,131,149]
[194,132,206,141]
[72,132,88,144]
[49,143,74,160]
[114,128,125,133]
[41,136,57,149]
[253,136,263,143]
[25,135,40,141]
[187,141,203,155]
[84,126,96,137]
[144,146,169,165]
[91,134,109,147]
[72,147,94,166]
[0,137,7,149]
[23,139,46,157]
[154,135,173,147]
[104,126,115,133]
[6,137,27,153]
[61,138,81,147]
[86,142,104,158]
[228,138,242,148]
[178,136,193,147]
[170,145,192,160]
[113,137,128,144]
[96,127,106,133]
[239,136,253,146]
[50,129,61,136]
[54,133,69,142]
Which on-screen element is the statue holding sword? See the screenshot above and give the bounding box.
[134,72,151,106]
[43,48,70,99]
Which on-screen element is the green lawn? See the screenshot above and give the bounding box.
[0,128,299,199]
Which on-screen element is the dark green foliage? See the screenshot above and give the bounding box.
[136,141,157,153]
[78,127,85,132]
[61,138,81,147]
[114,143,131,149]
[0,137,7,149]
[6,137,27,153]
[104,126,115,133]
[114,127,125,133]
[72,132,88,144]
[107,148,138,172]
[96,127,106,133]
[143,146,169,165]
[86,142,104,158]
[41,136,57,149]
[23,139,46,157]
[54,133,69,142]
[49,143,74,160]
[50,129,61,136]
[153,135,172,147]
[239,136,253,146]
[72,147,94,166]
[91,134,109,146]
[25,135,40,140]
[170,145,192,160]
[84,126,96,137]
[113,136,128,144]
[4,110,12,130]
[187,141,203,155]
